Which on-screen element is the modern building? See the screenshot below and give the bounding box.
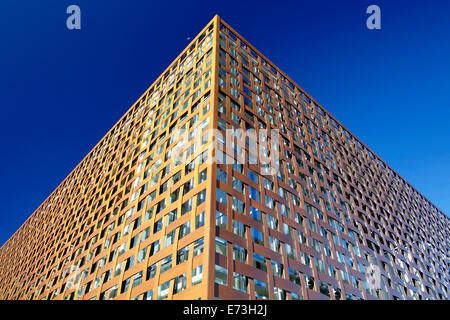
[0,15,448,301]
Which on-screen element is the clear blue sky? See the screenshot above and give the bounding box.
[0,0,449,246]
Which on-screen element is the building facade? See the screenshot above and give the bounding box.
[0,16,448,300]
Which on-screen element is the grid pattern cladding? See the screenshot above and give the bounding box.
[0,15,449,301]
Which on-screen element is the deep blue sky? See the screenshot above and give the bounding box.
[0,0,449,246]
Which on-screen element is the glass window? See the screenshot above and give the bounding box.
[280,203,290,217]
[166,209,177,226]
[176,245,190,265]
[198,169,207,183]
[274,287,286,300]
[254,280,268,299]
[192,265,203,286]
[195,211,205,229]
[214,265,228,285]
[291,292,301,300]
[181,198,193,215]
[172,171,182,185]
[271,260,284,277]
[232,244,247,263]
[319,281,330,298]
[249,187,260,202]
[170,188,179,203]
[197,189,206,205]
[149,240,160,256]
[232,220,246,238]
[193,238,204,256]
[232,197,245,213]
[267,214,278,230]
[146,263,157,280]
[114,261,124,277]
[154,218,163,233]
[285,242,297,259]
[164,230,176,247]
[156,199,166,214]
[215,237,227,256]
[216,188,228,205]
[132,271,143,289]
[216,210,227,228]
[217,167,227,184]
[251,228,264,246]
[250,207,262,222]
[178,221,191,239]
[160,255,172,274]
[288,268,301,286]
[120,277,131,294]
[157,280,171,300]
[232,177,243,192]
[307,218,317,233]
[183,178,194,195]
[269,236,280,253]
[253,253,267,272]
[142,290,153,300]
[305,274,315,290]
[173,273,187,294]
[265,195,274,209]
[248,170,259,183]
[263,177,273,190]
[141,227,150,242]
[137,247,147,264]
[108,285,118,300]
[233,273,248,293]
